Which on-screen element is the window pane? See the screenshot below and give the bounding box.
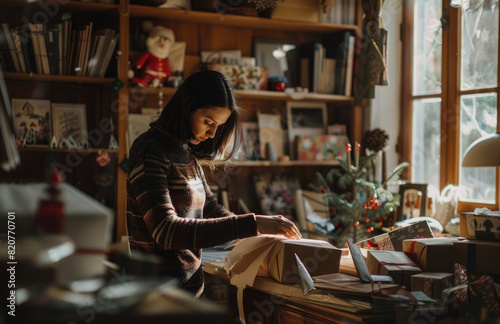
[460,93,497,203]
[412,99,441,190]
[461,1,498,90]
[413,0,442,96]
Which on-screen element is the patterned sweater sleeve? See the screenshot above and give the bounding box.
[129,143,257,251]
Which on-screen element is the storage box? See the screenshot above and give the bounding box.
[453,240,500,275]
[402,237,465,272]
[271,0,320,23]
[356,220,434,251]
[366,250,422,288]
[411,272,454,300]
[459,212,475,239]
[0,183,113,282]
[474,212,500,242]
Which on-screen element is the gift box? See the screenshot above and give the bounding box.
[225,236,342,284]
[366,250,422,288]
[0,183,113,282]
[356,220,434,251]
[261,238,342,283]
[453,240,500,276]
[296,134,348,161]
[411,272,454,300]
[402,237,464,272]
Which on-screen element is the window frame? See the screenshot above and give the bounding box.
[400,0,500,212]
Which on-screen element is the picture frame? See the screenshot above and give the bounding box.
[12,98,52,147]
[286,101,327,159]
[253,37,299,87]
[398,183,428,221]
[51,103,88,148]
[128,112,157,150]
[241,121,259,160]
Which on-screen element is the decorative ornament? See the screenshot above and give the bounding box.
[109,134,119,150]
[35,168,65,234]
[96,151,111,167]
[362,128,388,152]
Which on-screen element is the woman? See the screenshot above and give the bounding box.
[127,70,301,297]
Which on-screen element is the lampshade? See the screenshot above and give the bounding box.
[462,133,500,167]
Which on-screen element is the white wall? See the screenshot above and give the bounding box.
[370,0,403,181]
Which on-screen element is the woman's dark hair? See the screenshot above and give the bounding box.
[151,70,242,161]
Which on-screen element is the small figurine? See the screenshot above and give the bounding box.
[131,25,175,88]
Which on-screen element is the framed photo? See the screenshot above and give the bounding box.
[286,101,327,159]
[253,37,299,87]
[241,121,259,160]
[51,103,88,148]
[12,98,51,147]
[398,183,428,220]
[128,113,157,150]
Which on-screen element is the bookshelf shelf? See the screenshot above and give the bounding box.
[128,5,361,34]
[18,148,119,153]
[209,160,341,167]
[0,0,119,13]
[3,72,116,85]
[130,87,353,103]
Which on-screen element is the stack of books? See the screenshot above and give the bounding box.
[0,22,118,78]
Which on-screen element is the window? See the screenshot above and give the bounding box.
[401,0,499,210]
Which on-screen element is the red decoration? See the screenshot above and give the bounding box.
[35,169,65,234]
[96,152,111,167]
[321,188,327,193]
[363,212,367,217]
[354,221,360,227]
[346,143,352,153]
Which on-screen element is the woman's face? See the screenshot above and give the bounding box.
[189,106,231,145]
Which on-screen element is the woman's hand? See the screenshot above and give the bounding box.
[255,215,302,240]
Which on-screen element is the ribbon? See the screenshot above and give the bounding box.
[423,278,434,298]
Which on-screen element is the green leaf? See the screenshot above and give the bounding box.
[382,162,409,187]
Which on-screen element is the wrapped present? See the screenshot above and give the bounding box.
[356,220,434,251]
[453,240,500,276]
[0,183,113,282]
[411,272,454,300]
[402,237,465,272]
[225,235,342,284]
[366,250,422,288]
[469,275,500,322]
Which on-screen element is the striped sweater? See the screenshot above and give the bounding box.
[126,127,257,296]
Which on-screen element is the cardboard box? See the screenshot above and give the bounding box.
[459,212,475,239]
[356,220,434,251]
[271,0,320,23]
[453,240,500,275]
[367,250,422,288]
[260,238,342,283]
[0,183,113,282]
[411,272,454,300]
[402,237,465,272]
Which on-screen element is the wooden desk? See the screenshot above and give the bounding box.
[203,262,417,324]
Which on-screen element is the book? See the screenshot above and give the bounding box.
[10,27,26,73]
[344,35,356,97]
[98,33,118,78]
[45,24,61,75]
[1,23,21,73]
[323,30,354,95]
[87,28,115,77]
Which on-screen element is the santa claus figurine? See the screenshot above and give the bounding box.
[131,25,175,88]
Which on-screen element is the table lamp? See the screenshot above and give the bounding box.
[462,133,500,167]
